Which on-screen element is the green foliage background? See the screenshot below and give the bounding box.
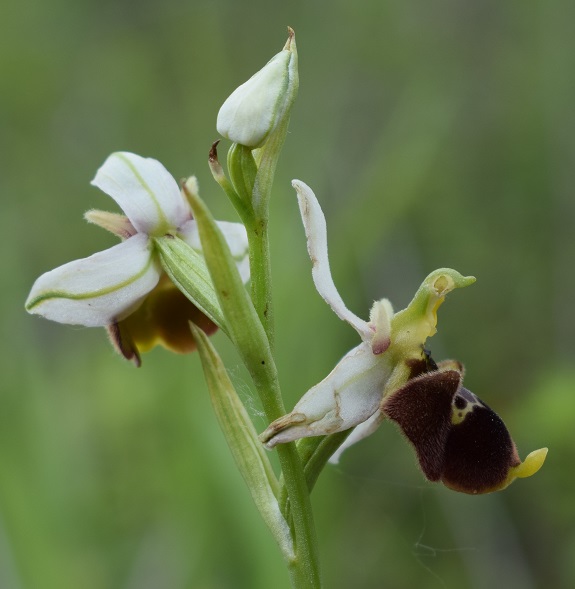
[2,0,574,587]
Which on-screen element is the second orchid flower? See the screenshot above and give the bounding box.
[25,152,250,366]
[260,181,546,495]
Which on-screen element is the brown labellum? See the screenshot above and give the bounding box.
[383,366,521,494]
[383,369,462,481]
[441,388,520,494]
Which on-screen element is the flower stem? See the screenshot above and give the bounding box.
[276,444,322,588]
[246,363,321,587]
[247,217,274,349]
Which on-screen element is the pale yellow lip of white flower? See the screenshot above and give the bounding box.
[25,152,250,328]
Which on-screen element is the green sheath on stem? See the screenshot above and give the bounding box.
[191,322,293,559]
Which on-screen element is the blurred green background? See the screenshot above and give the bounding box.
[2,0,574,587]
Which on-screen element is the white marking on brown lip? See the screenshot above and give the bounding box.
[451,388,482,425]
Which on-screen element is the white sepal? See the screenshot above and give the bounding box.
[91,152,190,235]
[261,343,391,448]
[25,234,161,327]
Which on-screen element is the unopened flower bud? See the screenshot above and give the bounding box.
[217,29,298,148]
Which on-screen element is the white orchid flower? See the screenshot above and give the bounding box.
[26,152,249,366]
[259,180,474,457]
[260,180,547,494]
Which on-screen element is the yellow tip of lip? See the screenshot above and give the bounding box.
[513,447,548,479]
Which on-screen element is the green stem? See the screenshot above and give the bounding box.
[246,119,291,349]
[247,214,323,586]
[277,444,322,588]
[250,370,321,587]
[247,217,274,348]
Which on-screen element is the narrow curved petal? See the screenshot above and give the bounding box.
[292,180,371,341]
[260,343,391,447]
[91,152,190,235]
[25,234,161,327]
[179,219,250,283]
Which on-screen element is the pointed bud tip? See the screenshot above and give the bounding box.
[284,27,296,50]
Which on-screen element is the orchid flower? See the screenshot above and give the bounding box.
[260,180,546,494]
[25,152,249,366]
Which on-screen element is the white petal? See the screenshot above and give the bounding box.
[91,152,190,235]
[25,234,161,327]
[369,298,394,355]
[292,180,371,341]
[261,343,391,447]
[329,409,386,464]
[179,219,250,284]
